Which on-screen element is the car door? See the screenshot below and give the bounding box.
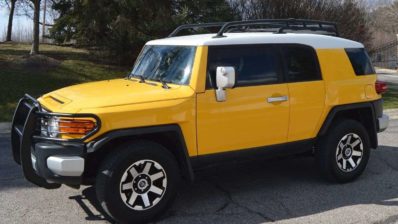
[197,44,290,155]
[280,45,326,142]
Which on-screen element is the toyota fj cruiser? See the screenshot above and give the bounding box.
[11,19,389,223]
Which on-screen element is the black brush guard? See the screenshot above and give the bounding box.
[12,94,100,189]
[11,94,61,189]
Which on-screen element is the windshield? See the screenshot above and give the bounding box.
[130,45,196,85]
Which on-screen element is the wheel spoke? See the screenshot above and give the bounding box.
[142,162,152,175]
[342,159,347,170]
[348,158,356,168]
[128,192,138,206]
[346,135,352,144]
[122,182,132,190]
[149,185,163,195]
[150,172,164,181]
[337,153,343,161]
[141,193,150,207]
[129,167,139,178]
[339,142,345,150]
[351,139,361,148]
[352,150,362,157]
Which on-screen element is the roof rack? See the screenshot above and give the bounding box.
[168,22,226,37]
[169,19,339,38]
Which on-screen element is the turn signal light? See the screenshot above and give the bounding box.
[59,118,96,135]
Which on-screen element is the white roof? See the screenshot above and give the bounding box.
[147,33,363,49]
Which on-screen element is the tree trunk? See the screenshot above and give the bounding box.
[41,0,46,41]
[30,0,41,55]
[6,0,17,41]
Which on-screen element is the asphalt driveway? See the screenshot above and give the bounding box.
[1,120,398,224]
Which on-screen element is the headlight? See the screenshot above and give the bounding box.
[41,117,58,138]
[48,117,59,138]
[41,116,97,139]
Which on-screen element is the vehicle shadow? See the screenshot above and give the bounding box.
[73,145,398,223]
[69,189,114,222]
[0,134,35,191]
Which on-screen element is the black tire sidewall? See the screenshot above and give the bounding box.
[318,119,371,183]
[96,141,180,223]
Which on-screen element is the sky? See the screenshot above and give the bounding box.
[365,0,394,8]
[0,6,33,41]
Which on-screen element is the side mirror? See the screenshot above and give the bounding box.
[215,66,235,102]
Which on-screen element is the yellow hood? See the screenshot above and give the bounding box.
[38,79,195,113]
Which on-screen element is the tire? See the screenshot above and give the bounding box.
[316,119,371,183]
[96,140,180,223]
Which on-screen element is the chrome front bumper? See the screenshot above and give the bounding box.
[47,156,85,177]
[378,114,389,132]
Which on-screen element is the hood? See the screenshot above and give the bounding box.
[39,79,195,112]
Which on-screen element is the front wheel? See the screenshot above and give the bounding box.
[316,119,371,183]
[96,141,180,223]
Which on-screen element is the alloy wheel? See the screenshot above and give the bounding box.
[335,133,364,172]
[119,160,167,211]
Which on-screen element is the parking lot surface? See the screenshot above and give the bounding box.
[1,120,398,224]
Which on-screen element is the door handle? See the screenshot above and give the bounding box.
[267,96,288,103]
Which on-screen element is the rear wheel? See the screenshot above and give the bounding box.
[316,119,371,183]
[96,141,180,223]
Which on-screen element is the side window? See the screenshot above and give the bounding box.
[281,45,321,82]
[207,45,282,88]
[345,48,375,75]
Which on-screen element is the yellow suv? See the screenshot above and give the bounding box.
[11,19,389,223]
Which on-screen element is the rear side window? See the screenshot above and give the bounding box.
[345,48,375,75]
[207,45,282,87]
[281,45,321,82]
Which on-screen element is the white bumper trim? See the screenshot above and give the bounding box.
[378,114,389,132]
[47,156,84,177]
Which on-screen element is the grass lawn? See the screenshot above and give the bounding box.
[0,42,129,122]
[383,87,398,109]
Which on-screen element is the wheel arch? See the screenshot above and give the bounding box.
[318,102,378,148]
[84,125,194,183]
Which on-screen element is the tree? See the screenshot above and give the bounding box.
[337,0,372,46]
[6,0,18,41]
[363,0,398,46]
[42,0,47,39]
[49,0,373,64]
[229,0,372,47]
[30,0,41,55]
[49,0,235,64]
[370,1,398,34]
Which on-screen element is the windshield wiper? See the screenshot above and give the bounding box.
[137,75,146,83]
[131,73,170,88]
[155,77,170,89]
[161,80,170,89]
[130,74,146,83]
